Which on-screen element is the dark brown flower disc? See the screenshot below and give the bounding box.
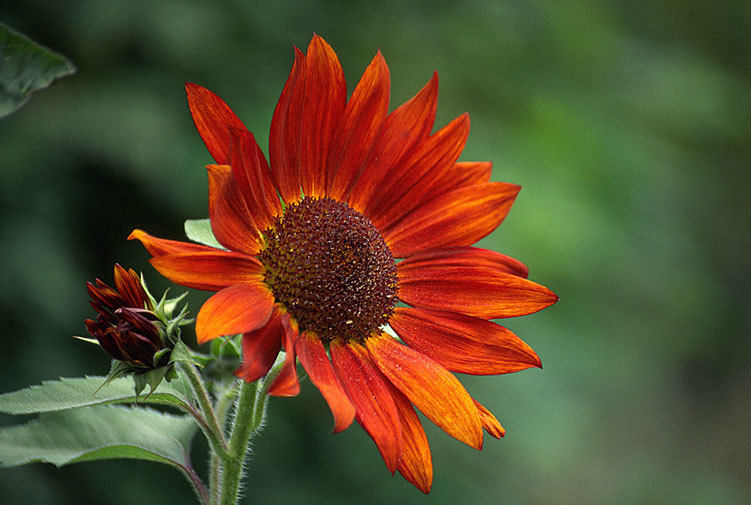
[260,197,398,343]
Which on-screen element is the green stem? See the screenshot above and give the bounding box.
[210,383,239,505]
[180,362,228,458]
[219,365,280,505]
[219,380,259,505]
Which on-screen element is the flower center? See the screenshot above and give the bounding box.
[259,197,398,343]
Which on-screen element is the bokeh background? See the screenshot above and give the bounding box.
[1,1,749,504]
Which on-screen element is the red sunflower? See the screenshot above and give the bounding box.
[130,34,557,493]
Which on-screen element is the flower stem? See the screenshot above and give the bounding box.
[219,379,259,505]
[219,365,279,505]
[180,362,228,458]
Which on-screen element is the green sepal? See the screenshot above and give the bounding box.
[184,218,225,249]
[0,24,76,118]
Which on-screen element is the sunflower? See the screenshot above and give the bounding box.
[130,34,557,493]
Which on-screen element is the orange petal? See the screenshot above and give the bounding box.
[227,128,282,231]
[269,47,305,204]
[128,229,222,256]
[370,114,470,230]
[398,245,529,278]
[366,334,483,450]
[388,383,433,494]
[451,161,493,186]
[268,313,300,397]
[299,34,346,198]
[207,164,262,255]
[348,73,438,216]
[295,331,355,433]
[390,307,541,375]
[326,50,390,200]
[398,260,558,319]
[330,339,402,474]
[473,399,505,439]
[195,283,275,344]
[149,251,264,291]
[235,310,284,383]
[185,82,247,164]
[384,182,520,258]
[421,161,493,205]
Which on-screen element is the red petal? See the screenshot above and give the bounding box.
[128,229,222,256]
[185,83,247,164]
[388,384,433,494]
[370,114,470,230]
[149,251,264,291]
[424,161,493,203]
[228,128,282,231]
[398,260,558,319]
[389,307,541,375]
[398,246,528,279]
[330,339,402,474]
[474,399,505,439]
[195,283,275,344]
[299,35,346,198]
[112,264,148,308]
[326,50,390,200]
[269,47,305,204]
[268,313,300,397]
[235,310,284,383]
[207,164,262,255]
[348,73,438,216]
[366,334,483,450]
[384,182,520,258]
[295,331,355,432]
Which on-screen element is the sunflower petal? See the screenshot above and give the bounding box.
[186,82,247,164]
[207,164,263,254]
[268,313,300,397]
[384,182,520,258]
[330,339,402,474]
[295,331,356,432]
[398,261,558,319]
[269,47,305,203]
[474,399,505,439]
[326,50,390,200]
[398,245,529,278]
[228,128,282,231]
[149,252,264,291]
[195,283,275,344]
[370,113,470,230]
[348,73,438,216]
[423,161,493,203]
[389,307,541,375]
[128,229,222,256]
[299,34,346,198]
[388,383,433,494]
[366,334,483,450]
[235,310,284,383]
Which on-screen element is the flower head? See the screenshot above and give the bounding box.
[85,264,165,368]
[130,35,557,493]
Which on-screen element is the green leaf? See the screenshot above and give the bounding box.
[184,218,225,249]
[0,405,196,470]
[0,24,76,118]
[0,376,190,415]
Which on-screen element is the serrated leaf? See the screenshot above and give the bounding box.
[0,24,76,118]
[0,376,190,415]
[0,405,196,470]
[184,218,225,249]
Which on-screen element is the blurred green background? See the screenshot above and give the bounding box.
[1,1,749,504]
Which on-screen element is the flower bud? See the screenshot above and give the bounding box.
[84,264,167,368]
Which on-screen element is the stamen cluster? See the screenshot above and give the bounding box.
[260,197,398,343]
